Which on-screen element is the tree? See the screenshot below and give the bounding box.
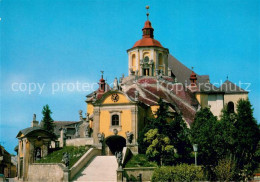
[144,129,174,166]
[190,107,222,180]
[140,98,192,165]
[232,98,260,180]
[41,105,54,133]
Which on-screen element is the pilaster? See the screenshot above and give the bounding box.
[93,107,101,144]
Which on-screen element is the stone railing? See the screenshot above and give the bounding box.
[27,147,101,182]
[70,148,101,180]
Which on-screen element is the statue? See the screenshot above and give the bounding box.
[33,114,36,121]
[115,151,122,169]
[125,131,134,144]
[113,77,119,90]
[74,124,79,138]
[79,110,83,121]
[62,152,70,168]
[35,148,41,161]
[85,113,90,121]
[113,129,118,136]
[97,132,105,143]
[85,122,90,137]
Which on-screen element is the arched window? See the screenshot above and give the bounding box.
[112,114,119,126]
[227,101,234,113]
[158,53,163,66]
[131,54,136,69]
[158,53,164,73]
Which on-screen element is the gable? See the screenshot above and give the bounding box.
[102,92,131,104]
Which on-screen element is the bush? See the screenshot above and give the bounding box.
[152,164,204,182]
[214,158,235,181]
[125,154,157,168]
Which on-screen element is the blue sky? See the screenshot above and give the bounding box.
[0,0,259,154]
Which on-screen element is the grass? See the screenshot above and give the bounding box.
[125,154,158,168]
[35,146,89,168]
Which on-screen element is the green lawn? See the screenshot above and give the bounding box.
[125,154,157,168]
[36,146,89,168]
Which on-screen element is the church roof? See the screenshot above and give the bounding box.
[168,55,223,94]
[133,38,163,48]
[122,76,199,125]
[220,80,248,94]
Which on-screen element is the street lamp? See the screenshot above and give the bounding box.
[193,144,198,166]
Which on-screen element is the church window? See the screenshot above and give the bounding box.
[112,114,119,126]
[158,53,164,72]
[227,101,234,113]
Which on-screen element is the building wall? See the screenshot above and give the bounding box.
[224,93,248,112]
[99,108,132,138]
[196,93,208,108]
[87,103,94,115]
[208,94,224,117]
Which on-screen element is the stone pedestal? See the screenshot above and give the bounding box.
[117,168,124,182]
[63,168,70,182]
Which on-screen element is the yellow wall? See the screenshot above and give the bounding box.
[102,93,130,104]
[99,110,132,138]
[196,93,208,108]
[87,103,94,115]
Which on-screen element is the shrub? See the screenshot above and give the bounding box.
[214,158,235,181]
[125,154,157,168]
[152,164,204,182]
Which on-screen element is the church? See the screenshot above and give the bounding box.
[16,6,248,180]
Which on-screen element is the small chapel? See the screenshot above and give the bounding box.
[16,6,248,180]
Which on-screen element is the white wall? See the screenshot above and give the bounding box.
[208,94,224,118]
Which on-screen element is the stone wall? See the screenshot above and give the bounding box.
[27,163,66,182]
[123,167,156,182]
[66,138,93,146]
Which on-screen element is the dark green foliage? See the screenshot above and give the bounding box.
[139,98,192,165]
[125,154,157,168]
[151,164,204,182]
[191,99,260,181]
[190,107,220,167]
[36,146,88,168]
[41,104,54,133]
[232,99,260,180]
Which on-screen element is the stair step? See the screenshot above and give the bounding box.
[73,156,118,182]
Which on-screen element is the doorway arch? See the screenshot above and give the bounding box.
[105,135,126,155]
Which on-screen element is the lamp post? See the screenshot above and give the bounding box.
[193,144,198,166]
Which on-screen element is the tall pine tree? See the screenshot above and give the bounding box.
[41,104,54,133]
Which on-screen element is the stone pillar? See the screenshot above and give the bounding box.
[22,138,28,181]
[131,107,138,144]
[60,128,64,147]
[93,107,100,145]
[17,140,21,179]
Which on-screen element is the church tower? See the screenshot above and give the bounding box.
[127,6,169,77]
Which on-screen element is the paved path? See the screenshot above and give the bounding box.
[73,156,118,182]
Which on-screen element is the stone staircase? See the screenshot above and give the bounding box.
[73,156,118,182]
